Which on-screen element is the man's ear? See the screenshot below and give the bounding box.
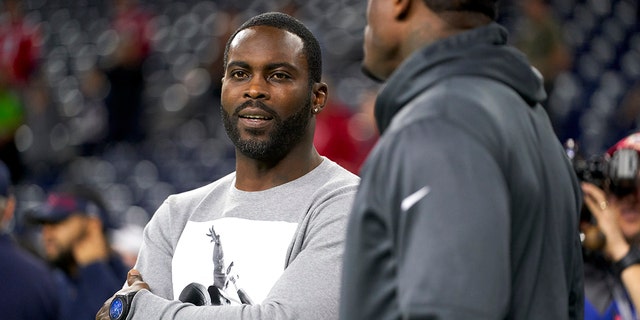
[311,82,328,114]
[394,0,412,20]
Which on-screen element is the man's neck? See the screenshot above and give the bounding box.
[234,147,323,191]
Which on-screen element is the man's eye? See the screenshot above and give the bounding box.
[271,73,290,80]
[231,71,248,79]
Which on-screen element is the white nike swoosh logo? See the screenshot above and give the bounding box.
[401,186,431,211]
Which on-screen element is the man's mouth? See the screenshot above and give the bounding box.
[239,114,273,120]
[237,109,275,129]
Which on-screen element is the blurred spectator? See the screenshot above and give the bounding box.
[314,96,360,174]
[513,0,571,130]
[610,82,640,147]
[581,133,640,320]
[0,0,41,183]
[206,9,240,100]
[514,0,571,92]
[28,183,128,320]
[0,0,40,87]
[17,73,70,186]
[76,67,110,156]
[347,88,379,174]
[314,82,378,175]
[101,0,154,147]
[0,160,60,319]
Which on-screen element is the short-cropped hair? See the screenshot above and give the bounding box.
[423,0,498,20]
[223,12,323,85]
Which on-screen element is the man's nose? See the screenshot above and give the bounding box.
[243,77,270,100]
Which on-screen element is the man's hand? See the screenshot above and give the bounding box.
[74,217,110,266]
[581,182,630,260]
[95,269,150,320]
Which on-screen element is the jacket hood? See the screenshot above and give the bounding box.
[374,23,546,133]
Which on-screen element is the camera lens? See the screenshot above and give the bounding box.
[608,149,639,198]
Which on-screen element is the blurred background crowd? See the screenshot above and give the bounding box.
[0,0,639,262]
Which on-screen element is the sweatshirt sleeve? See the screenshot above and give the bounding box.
[128,183,356,320]
[341,120,511,319]
[132,196,185,299]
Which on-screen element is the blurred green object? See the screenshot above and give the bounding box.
[0,88,23,140]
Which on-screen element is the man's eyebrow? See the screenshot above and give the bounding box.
[264,62,297,71]
[226,61,298,72]
[226,61,250,70]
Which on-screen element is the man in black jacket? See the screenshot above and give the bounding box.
[340,0,584,319]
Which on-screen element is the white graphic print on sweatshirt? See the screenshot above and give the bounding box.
[172,217,298,304]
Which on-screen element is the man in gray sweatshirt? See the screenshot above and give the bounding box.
[96,12,359,320]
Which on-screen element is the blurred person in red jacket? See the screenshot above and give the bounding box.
[314,97,360,174]
[314,86,379,175]
[0,0,41,87]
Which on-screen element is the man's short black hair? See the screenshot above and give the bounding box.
[223,12,323,84]
[423,0,499,20]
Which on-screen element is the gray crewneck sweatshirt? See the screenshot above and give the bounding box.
[128,158,359,319]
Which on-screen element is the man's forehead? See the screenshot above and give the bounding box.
[229,26,303,53]
[226,26,307,72]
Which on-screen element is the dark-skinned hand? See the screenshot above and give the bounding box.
[95,269,150,320]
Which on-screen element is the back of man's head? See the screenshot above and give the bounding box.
[423,0,499,20]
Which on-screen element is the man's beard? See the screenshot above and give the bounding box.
[222,96,312,162]
[49,247,76,275]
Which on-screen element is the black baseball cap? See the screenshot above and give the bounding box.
[29,185,116,229]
